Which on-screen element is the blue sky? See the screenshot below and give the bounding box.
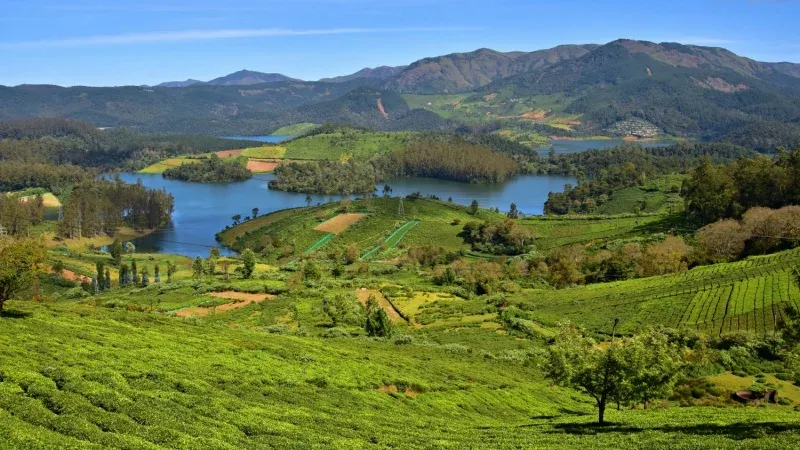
[1,0,798,86]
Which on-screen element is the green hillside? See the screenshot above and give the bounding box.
[282,129,414,160]
[269,123,320,136]
[218,198,503,258]
[6,300,800,448]
[513,248,800,336]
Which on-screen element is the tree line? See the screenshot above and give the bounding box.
[269,160,378,195]
[57,178,174,238]
[162,155,252,183]
[683,148,800,223]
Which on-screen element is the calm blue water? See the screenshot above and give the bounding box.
[222,135,291,143]
[536,139,673,156]
[118,173,575,257]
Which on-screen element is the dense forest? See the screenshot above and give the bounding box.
[57,178,174,238]
[162,155,253,183]
[0,118,253,171]
[544,143,758,214]
[683,148,800,223]
[0,192,46,236]
[269,161,378,195]
[379,139,518,183]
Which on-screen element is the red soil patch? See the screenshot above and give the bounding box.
[175,291,275,318]
[378,385,398,394]
[356,288,405,323]
[315,213,365,234]
[377,98,388,119]
[246,159,280,172]
[521,111,546,120]
[217,149,243,158]
[60,269,90,283]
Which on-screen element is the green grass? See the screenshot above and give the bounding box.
[512,247,800,335]
[138,157,197,174]
[283,130,413,160]
[4,300,799,448]
[270,123,320,136]
[240,146,286,159]
[596,175,686,215]
[521,214,676,250]
[219,198,505,260]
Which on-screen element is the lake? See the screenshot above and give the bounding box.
[117,173,575,257]
[536,139,673,156]
[222,135,291,144]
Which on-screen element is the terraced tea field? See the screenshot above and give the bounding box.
[516,248,800,335]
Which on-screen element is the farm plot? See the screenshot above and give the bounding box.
[242,146,286,159]
[246,159,280,173]
[314,213,366,234]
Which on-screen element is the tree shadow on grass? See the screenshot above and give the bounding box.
[0,309,32,319]
[552,421,800,440]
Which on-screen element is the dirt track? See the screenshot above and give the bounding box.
[356,288,405,323]
[175,291,275,318]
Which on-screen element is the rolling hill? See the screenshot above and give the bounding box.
[2,39,800,144]
[319,65,407,83]
[384,45,597,94]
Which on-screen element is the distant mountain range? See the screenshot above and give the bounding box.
[2,39,800,148]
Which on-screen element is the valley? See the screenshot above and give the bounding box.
[3,29,800,449]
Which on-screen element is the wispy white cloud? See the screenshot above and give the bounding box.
[0,27,474,50]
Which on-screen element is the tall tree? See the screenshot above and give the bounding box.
[0,237,46,312]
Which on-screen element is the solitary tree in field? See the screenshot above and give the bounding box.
[242,249,256,279]
[166,261,176,283]
[96,262,106,291]
[469,200,479,215]
[365,296,392,337]
[252,207,259,219]
[343,244,359,265]
[124,241,136,255]
[507,203,520,219]
[154,264,161,283]
[131,260,138,283]
[192,257,204,278]
[109,239,123,265]
[543,321,682,424]
[0,237,46,313]
[231,214,242,226]
[141,267,149,287]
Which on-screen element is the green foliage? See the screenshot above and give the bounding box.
[241,249,256,279]
[365,296,392,337]
[380,138,517,183]
[162,155,252,183]
[460,219,535,255]
[683,150,800,223]
[0,237,46,311]
[544,323,683,423]
[269,160,378,194]
[322,293,364,327]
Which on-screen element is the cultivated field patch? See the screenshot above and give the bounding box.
[314,213,366,234]
[216,149,243,158]
[246,159,280,173]
[242,146,286,159]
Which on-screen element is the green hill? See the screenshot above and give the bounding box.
[480,40,800,145]
[282,128,414,160]
[269,123,319,136]
[512,247,800,336]
[218,198,504,258]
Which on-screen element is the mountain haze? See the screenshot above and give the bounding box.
[206,70,301,86]
[319,65,408,83]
